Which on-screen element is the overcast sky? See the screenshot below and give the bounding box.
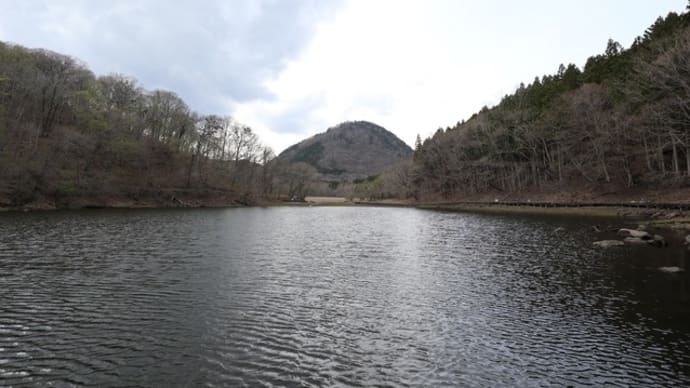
[1,0,687,153]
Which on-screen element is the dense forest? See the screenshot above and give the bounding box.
[405,6,690,202]
[0,41,301,208]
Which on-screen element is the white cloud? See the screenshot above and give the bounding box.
[0,0,344,113]
[234,0,687,153]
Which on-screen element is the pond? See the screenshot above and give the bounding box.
[1,206,689,386]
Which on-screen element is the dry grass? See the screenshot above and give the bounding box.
[305,196,349,204]
[418,204,634,218]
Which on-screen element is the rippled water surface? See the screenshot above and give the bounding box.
[1,207,690,387]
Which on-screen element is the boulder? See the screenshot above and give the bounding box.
[553,227,565,233]
[593,240,625,248]
[624,237,648,245]
[617,228,652,240]
[622,235,667,247]
[651,234,668,247]
[659,266,684,273]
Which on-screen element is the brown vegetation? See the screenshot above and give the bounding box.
[0,42,282,209]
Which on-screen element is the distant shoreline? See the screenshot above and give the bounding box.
[359,199,686,222]
[3,197,690,230]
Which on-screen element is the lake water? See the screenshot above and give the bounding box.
[1,206,689,386]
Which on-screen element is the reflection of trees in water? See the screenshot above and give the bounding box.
[596,238,690,381]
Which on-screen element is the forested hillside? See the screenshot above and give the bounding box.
[279,121,412,178]
[411,7,690,202]
[0,42,275,209]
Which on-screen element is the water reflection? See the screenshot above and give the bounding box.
[0,207,689,386]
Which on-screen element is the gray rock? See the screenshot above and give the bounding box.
[651,234,668,247]
[553,227,565,233]
[617,228,651,240]
[624,237,648,245]
[593,240,625,248]
[659,266,684,273]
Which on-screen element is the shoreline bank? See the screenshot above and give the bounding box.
[361,200,690,230]
[3,197,690,230]
[0,193,248,213]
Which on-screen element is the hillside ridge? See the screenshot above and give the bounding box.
[279,121,412,179]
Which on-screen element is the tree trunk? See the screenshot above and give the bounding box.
[642,135,653,172]
[602,160,611,183]
[624,157,633,187]
[658,135,666,174]
[672,134,680,176]
[555,145,562,183]
[593,142,610,182]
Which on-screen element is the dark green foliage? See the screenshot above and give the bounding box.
[292,141,324,165]
[316,167,346,175]
[412,8,690,200]
[352,175,379,184]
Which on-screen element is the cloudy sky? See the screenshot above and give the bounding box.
[0,0,687,153]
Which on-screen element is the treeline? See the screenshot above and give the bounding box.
[0,41,291,208]
[410,6,690,201]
